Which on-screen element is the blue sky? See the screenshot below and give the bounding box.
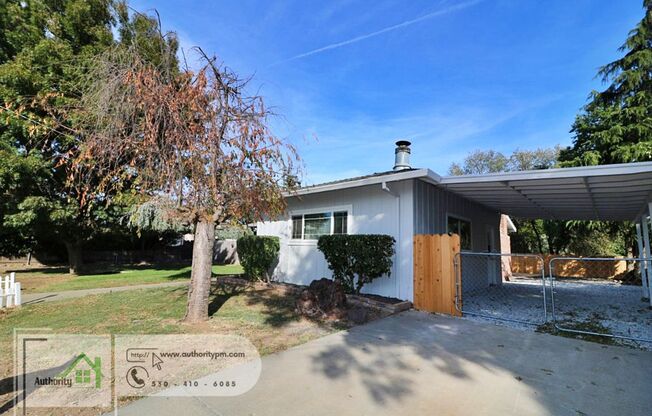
[132,0,643,184]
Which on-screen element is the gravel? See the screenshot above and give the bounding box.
[459,275,652,350]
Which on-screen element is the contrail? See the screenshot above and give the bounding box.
[270,0,482,66]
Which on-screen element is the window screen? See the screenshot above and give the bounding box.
[303,212,331,240]
[291,210,349,240]
[333,211,347,234]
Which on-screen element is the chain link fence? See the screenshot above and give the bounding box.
[454,252,547,325]
[549,257,652,343]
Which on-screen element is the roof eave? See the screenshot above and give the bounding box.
[439,161,652,184]
[284,168,440,197]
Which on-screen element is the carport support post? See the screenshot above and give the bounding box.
[635,222,649,300]
[646,203,652,306]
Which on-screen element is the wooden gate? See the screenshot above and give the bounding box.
[413,234,461,316]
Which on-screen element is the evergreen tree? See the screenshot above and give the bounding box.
[560,0,652,166]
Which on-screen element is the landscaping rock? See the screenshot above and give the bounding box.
[347,306,368,324]
[296,278,347,320]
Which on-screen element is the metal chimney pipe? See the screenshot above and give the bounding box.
[393,140,411,171]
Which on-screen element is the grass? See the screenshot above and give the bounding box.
[537,318,618,346]
[0,283,342,412]
[8,264,243,294]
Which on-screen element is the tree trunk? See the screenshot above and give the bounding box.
[530,220,545,254]
[64,241,84,275]
[184,217,215,323]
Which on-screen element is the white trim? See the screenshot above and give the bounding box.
[289,205,352,216]
[505,215,517,233]
[285,169,440,197]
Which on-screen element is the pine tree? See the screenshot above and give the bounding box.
[560,0,652,166]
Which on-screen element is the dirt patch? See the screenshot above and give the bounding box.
[356,293,404,304]
[217,276,410,326]
[536,319,620,347]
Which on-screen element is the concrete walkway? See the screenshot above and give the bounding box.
[116,310,652,416]
[21,281,188,305]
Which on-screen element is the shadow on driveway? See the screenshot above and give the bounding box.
[115,310,652,415]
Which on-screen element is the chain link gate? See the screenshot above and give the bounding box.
[454,252,548,325]
[549,257,652,344]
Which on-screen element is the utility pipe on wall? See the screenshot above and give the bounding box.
[382,181,401,300]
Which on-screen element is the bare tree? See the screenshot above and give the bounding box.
[66,44,299,322]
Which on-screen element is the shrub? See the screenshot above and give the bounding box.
[236,235,280,282]
[317,234,395,294]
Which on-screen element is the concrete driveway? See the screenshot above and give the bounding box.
[116,311,652,416]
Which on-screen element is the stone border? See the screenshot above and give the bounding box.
[214,276,412,315]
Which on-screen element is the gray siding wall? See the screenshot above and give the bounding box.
[413,180,503,291]
[413,180,501,251]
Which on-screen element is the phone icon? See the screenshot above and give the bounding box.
[126,366,148,389]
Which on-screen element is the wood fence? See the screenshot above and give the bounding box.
[511,255,627,278]
[413,234,461,316]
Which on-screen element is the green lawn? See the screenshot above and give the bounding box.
[0,284,340,382]
[15,264,243,293]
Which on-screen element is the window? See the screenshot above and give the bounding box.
[304,213,331,239]
[333,211,347,234]
[447,216,472,250]
[291,216,302,239]
[291,210,349,240]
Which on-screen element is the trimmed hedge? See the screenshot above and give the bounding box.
[317,234,395,294]
[236,235,280,282]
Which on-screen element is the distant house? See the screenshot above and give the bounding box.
[257,141,652,302]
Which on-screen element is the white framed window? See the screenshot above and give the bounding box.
[290,206,351,241]
[447,215,472,251]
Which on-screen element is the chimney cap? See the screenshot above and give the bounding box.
[393,140,412,171]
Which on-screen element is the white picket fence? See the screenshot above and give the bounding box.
[1,272,21,308]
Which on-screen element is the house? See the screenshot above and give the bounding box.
[257,141,652,303]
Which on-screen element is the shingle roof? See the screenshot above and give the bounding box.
[300,168,418,189]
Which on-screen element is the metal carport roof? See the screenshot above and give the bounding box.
[439,162,652,221]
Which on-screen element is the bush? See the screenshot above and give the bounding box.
[317,234,395,294]
[236,235,280,282]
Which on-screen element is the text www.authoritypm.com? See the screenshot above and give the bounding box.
[159,350,246,360]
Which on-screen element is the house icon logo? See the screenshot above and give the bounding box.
[58,353,103,388]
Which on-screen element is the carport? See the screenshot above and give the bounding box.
[434,162,652,344]
[440,161,652,301]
